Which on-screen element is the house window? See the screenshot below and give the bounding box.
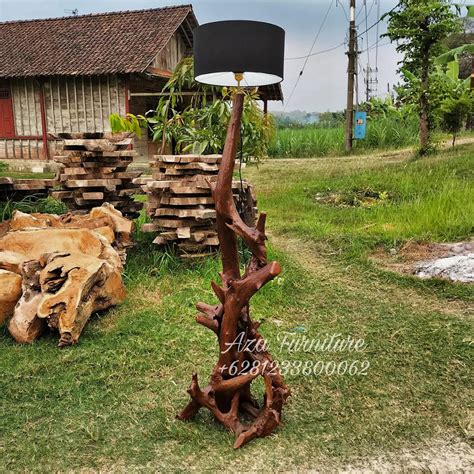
[0,85,15,138]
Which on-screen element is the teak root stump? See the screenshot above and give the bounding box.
[177,92,290,448]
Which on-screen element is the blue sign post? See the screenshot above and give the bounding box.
[354,111,367,140]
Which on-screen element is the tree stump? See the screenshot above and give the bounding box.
[177,92,290,448]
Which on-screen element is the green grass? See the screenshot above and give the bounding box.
[0,196,67,221]
[268,118,474,158]
[253,144,473,249]
[1,145,473,471]
[0,170,55,179]
[269,117,420,157]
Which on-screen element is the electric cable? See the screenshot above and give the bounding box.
[284,0,335,109]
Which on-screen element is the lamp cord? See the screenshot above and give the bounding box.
[238,125,245,217]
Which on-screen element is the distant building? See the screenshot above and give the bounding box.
[0,5,282,163]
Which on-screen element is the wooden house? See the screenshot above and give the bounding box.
[0,5,282,166]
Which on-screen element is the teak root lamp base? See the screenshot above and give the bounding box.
[177,91,290,448]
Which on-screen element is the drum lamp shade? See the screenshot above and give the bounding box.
[193,20,285,87]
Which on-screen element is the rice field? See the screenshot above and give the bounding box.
[268,116,421,158]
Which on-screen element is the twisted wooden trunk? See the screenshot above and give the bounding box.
[177,92,289,448]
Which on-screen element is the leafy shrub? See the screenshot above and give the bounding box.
[109,113,147,138]
[0,161,8,172]
[113,58,275,162]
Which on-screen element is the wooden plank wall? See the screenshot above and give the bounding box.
[43,75,126,133]
[151,32,186,72]
[0,78,43,159]
[11,78,42,136]
[0,139,44,160]
[0,74,126,160]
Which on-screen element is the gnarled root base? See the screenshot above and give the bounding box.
[178,92,289,448]
[178,361,289,448]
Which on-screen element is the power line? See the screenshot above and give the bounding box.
[337,0,350,22]
[356,2,400,40]
[359,40,390,54]
[285,42,345,61]
[375,0,381,73]
[357,0,376,27]
[364,0,371,67]
[284,0,335,109]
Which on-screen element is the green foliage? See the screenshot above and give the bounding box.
[0,161,8,172]
[268,115,420,158]
[109,113,147,138]
[146,58,275,162]
[435,43,474,66]
[384,1,461,74]
[384,0,461,154]
[0,196,67,221]
[439,93,473,144]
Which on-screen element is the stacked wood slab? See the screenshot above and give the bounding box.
[52,133,143,218]
[140,154,257,258]
[0,177,55,201]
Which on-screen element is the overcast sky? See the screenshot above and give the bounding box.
[0,0,401,112]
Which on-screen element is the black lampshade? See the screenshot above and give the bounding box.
[193,20,285,87]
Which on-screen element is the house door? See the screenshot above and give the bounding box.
[0,83,15,138]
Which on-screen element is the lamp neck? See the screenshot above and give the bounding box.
[234,72,244,89]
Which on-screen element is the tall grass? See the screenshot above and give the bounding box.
[269,116,420,158]
[0,196,67,221]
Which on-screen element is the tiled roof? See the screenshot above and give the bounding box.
[0,6,197,78]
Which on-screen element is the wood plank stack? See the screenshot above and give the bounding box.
[0,177,55,201]
[140,154,257,258]
[51,133,143,218]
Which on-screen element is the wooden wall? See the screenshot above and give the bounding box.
[0,75,126,160]
[42,75,126,134]
[150,31,187,72]
[0,28,188,161]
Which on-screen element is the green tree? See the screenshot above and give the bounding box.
[148,58,274,162]
[384,0,460,155]
[439,93,473,146]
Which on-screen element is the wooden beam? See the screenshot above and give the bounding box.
[145,67,173,78]
[179,24,192,49]
[130,91,206,97]
[37,80,50,160]
[124,76,130,115]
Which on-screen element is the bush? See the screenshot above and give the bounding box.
[0,161,8,172]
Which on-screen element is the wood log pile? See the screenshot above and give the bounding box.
[51,133,143,218]
[0,203,131,347]
[139,154,257,258]
[0,177,55,201]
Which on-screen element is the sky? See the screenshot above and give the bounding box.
[0,0,402,112]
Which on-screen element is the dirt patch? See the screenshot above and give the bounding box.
[271,233,472,317]
[338,438,474,473]
[371,240,474,283]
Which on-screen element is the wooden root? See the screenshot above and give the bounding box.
[178,92,289,448]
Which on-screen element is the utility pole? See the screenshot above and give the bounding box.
[345,0,357,153]
[364,66,378,101]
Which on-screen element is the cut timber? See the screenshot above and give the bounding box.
[1,204,130,346]
[155,154,222,164]
[143,153,257,257]
[0,270,22,325]
[53,133,144,218]
[0,178,54,202]
[154,208,216,219]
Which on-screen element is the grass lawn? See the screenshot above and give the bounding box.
[1,144,473,471]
